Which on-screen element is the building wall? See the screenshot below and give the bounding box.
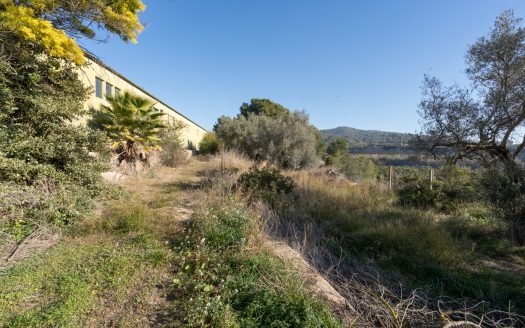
[77,58,207,149]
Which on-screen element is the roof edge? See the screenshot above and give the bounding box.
[85,54,208,132]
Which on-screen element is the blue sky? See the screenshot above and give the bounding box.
[82,0,525,133]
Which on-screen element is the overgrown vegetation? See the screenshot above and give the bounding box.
[215,99,320,169]
[159,121,188,167]
[326,138,379,181]
[394,165,476,213]
[266,169,525,318]
[237,167,296,207]
[418,10,525,244]
[0,201,173,327]
[0,35,109,242]
[199,132,222,155]
[169,200,341,327]
[199,151,525,326]
[0,160,344,327]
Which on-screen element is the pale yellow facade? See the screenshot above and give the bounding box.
[78,57,207,149]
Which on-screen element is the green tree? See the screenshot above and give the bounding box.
[91,92,167,165]
[325,138,350,166]
[239,98,289,119]
[0,41,107,188]
[199,132,222,155]
[0,0,145,64]
[313,129,328,157]
[215,101,320,169]
[418,11,525,243]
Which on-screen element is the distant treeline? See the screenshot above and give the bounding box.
[321,126,414,147]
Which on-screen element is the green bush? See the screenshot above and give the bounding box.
[237,167,295,207]
[0,182,92,241]
[159,122,188,167]
[325,139,378,181]
[481,164,525,243]
[0,35,108,238]
[215,99,320,169]
[199,132,222,155]
[396,165,475,212]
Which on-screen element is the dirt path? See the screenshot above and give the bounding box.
[2,161,353,326]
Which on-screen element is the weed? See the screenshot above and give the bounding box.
[168,201,342,327]
[238,167,296,207]
[0,202,172,327]
[266,170,525,312]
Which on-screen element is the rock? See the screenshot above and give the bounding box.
[102,171,127,183]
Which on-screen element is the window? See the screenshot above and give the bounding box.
[115,87,121,97]
[106,82,113,97]
[95,77,103,98]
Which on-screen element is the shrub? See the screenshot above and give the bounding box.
[481,164,525,244]
[325,139,378,181]
[199,132,221,155]
[341,155,379,181]
[159,121,188,167]
[396,165,475,212]
[214,99,320,169]
[0,182,93,241]
[0,36,108,237]
[237,167,295,207]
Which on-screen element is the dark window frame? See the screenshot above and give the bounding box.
[95,77,103,98]
[105,82,113,97]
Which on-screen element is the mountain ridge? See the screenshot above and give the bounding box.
[321,126,415,147]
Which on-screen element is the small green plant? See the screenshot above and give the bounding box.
[237,167,295,207]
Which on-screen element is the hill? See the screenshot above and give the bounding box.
[321,126,415,147]
[321,126,432,166]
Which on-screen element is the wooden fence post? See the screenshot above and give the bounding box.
[389,166,393,190]
[430,168,434,190]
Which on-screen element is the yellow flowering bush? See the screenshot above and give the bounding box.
[0,0,145,64]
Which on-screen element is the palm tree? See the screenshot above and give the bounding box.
[91,92,167,165]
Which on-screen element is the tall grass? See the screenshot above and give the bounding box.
[203,150,254,173]
[262,170,525,314]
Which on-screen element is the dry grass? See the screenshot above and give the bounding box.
[203,150,254,173]
[285,169,394,215]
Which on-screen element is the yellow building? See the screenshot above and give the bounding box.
[78,56,207,149]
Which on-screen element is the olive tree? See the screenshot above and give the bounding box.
[418,10,525,243]
[214,99,320,169]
